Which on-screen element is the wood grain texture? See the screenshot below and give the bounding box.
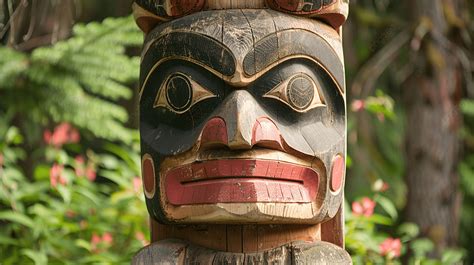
[226,225,243,252]
[320,205,344,248]
[151,219,322,253]
[206,0,266,9]
[132,239,351,264]
[136,2,348,261]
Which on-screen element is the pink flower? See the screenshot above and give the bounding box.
[90,233,101,252]
[50,163,64,188]
[51,123,71,147]
[43,130,52,144]
[69,129,80,143]
[91,233,101,245]
[75,156,85,165]
[133,177,142,193]
[74,156,85,176]
[381,182,390,192]
[44,123,80,147]
[102,232,113,245]
[90,232,113,252]
[379,237,402,258]
[351,100,365,112]
[85,165,96,181]
[352,197,376,217]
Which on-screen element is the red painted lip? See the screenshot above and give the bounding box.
[165,159,319,205]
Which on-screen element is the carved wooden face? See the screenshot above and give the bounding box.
[139,9,346,224]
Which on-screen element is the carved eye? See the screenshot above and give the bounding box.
[264,73,325,112]
[154,73,216,114]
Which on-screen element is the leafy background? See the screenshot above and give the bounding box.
[0,0,472,264]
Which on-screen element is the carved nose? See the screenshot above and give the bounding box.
[200,91,283,151]
[223,90,257,149]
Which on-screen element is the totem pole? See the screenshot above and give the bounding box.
[133,0,349,263]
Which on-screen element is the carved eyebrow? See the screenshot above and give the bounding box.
[140,31,236,94]
[243,29,345,95]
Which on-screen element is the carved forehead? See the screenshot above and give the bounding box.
[141,9,345,91]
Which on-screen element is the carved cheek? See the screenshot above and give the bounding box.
[142,154,156,199]
[330,154,345,192]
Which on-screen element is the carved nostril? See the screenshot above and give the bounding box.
[227,129,253,150]
[252,117,283,150]
[200,117,228,147]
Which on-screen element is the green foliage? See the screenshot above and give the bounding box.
[347,0,472,262]
[346,193,465,264]
[0,16,141,143]
[0,121,148,264]
[460,99,474,262]
[0,16,148,264]
[0,1,472,263]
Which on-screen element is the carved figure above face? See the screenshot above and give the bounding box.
[138,7,347,225]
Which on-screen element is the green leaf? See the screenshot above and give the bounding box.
[75,239,92,251]
[57,185,72,204]
[411,238,435,257]
[441,249,465,264]
[461,99,474,116]
[74,188,101,206]
[34,165,51,181]
[374,195,398,220]
[0,211,35,228]
[21,249,48,265]
[397,222,420,240]
[0,234,20,246]
[5,126,23,145]
[367,214,393,225]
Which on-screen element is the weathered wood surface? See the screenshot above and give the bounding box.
[152,220,321,252]
[134,0,349,263]
[132,239,352,264]
[139,9,346,225]
[133,0,348,33]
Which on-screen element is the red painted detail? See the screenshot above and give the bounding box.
[330,155,344,192]
[165,159,319,205]
[201,117,228,146]
[169,0,205,17]
[142,155,156,196]
[252,117,283,150]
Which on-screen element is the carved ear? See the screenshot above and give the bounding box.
[132,3,168,34]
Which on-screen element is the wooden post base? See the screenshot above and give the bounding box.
[132,238,352,264]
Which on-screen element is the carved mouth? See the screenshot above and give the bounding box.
[165,159,319,205]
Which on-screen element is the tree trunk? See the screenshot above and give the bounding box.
[403,0,464,255]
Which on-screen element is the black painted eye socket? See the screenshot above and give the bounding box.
[154,72,216,114]
[166,73,192,112]
[264,73,325,113]
[286,75,315,110]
